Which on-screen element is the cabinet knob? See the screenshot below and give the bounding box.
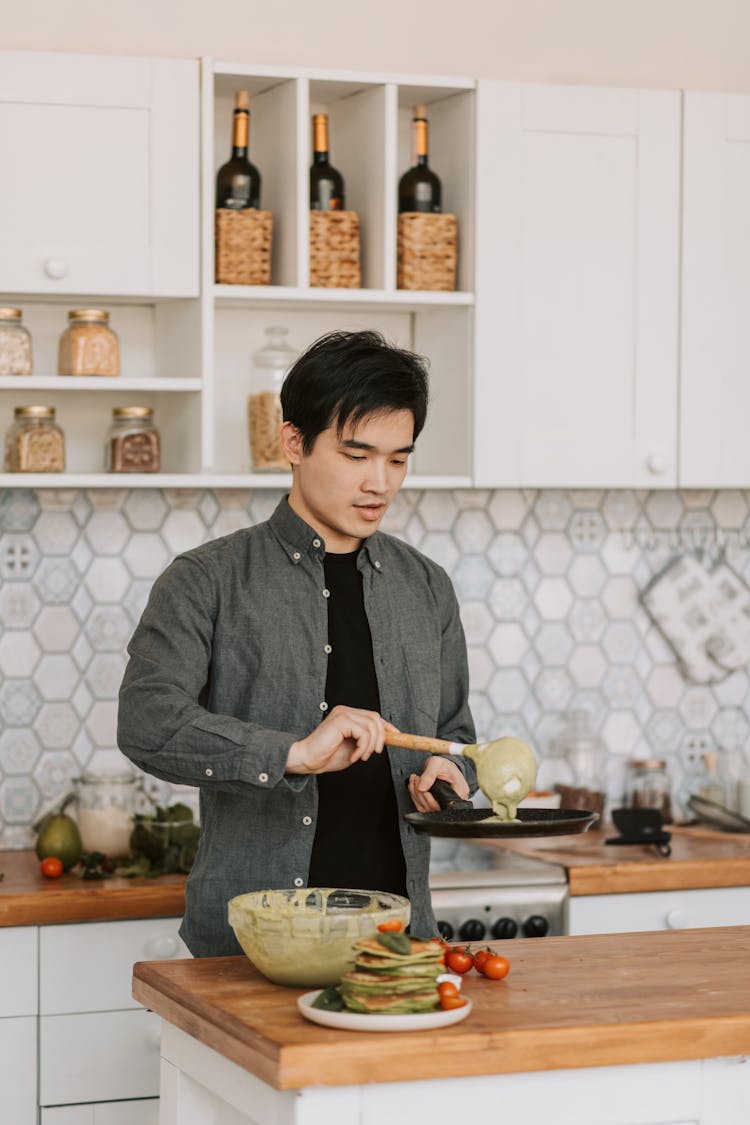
[665,908,687,930]
[147,934,179,959]
[647,453,668,476]
[44,257,69,280]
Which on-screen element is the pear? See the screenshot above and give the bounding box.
[36,813,83,871]
[463,736,538,821]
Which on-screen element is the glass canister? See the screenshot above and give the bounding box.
[4,406,65,472]
[58,309,120,376]
[106,406,161,472]
[247,325,297,471]
[74,771,142,857]
[0,307,33,375]
[625,758,673,823]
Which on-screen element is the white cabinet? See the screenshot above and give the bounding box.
[0,51,199,297]
[42,1103,159,1124]
[680,91,750,487]
[0,1016,37,1125]
[569,885,750,936]
[473,81,681,488]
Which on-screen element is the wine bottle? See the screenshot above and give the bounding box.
[216,90,261,210]
[398,104,442,213]
[310,114,345,211]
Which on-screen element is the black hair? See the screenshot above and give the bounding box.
[280,329,429,454]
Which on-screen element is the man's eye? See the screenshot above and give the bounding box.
[391,459,407,467]
[344,453,366,461]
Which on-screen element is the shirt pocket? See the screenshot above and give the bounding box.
[401,642,441,726]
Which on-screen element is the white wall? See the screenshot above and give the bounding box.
[4,0,750,91]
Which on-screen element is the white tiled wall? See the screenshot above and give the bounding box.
[2,485,750,848]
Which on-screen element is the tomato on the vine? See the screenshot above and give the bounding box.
[444,946,474,974]
[481,953,510,980]
[40,856,64,879]
[377,919,404,932]
[473,947,492,974]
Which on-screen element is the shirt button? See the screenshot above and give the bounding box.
[319,701,328,712]
[324,644,332,654]
[292,551,301,561]
[322,588,330,598]
[259,772,269,783]
[294,877,304,888]
[312,538,321,548]
[374,560,381,569]
[302,816,312,826]
[204,767,213,777]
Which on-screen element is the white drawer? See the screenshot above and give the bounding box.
[0,927,38,1016]
[41,916,188,1013]
[569,885,750,935]
[0,1015,37,1124]
[42,1099,159,1124]
[40,1009,161,1105]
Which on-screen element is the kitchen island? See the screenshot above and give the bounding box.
[133,925,750,1125]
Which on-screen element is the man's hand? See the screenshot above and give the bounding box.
[408,755,470,813]
[286,705,399,775]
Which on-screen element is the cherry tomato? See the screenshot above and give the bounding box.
[482,954,510,980]
[377,919,404,932]
[40,856,64,879]
[439,992,468,1010]
[437,980,460,1001]
[473,947,492,974]
[444,946,475,975]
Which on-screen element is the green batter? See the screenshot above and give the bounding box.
[463,736,538,820]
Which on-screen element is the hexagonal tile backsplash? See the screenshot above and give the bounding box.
[2,485,750,849]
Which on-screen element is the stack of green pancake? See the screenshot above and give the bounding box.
[339,932,445,1014]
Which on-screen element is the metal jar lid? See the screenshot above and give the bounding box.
[14,405,55,418]
[0,307,22,319]
[112,406,153,418]
[626,758,667,770]
[68,309,110,322]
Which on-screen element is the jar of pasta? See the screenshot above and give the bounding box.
[247,325,297,471]
[58,309,120,377]
[4,406,65,472]
[106,406,160,472]
[0,308,33,375]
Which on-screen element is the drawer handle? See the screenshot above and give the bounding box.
[665,908,687,930]
[647,453,668,476]
[146,935,179,959]
[44,257,69,280]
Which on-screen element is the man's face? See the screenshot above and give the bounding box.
[282,409,415,552]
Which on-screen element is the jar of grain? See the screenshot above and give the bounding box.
[106,406,160,472]
[4,406,65,472]
[0,308,33,375]
[624,758,673,824]
[58,309,120,377]
[247,325,297,471]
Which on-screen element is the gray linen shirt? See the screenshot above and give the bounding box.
[118,497,476,955]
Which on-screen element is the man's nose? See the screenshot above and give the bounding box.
[363,459,388,492]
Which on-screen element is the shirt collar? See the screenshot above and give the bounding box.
[269,496,385,572]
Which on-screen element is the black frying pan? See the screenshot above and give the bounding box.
[404,779,599,839]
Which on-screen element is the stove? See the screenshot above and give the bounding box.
[428,847,569,942]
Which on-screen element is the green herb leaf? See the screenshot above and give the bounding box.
[311,986,345,1011]
[376,930,412,955]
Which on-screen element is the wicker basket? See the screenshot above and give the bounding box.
[309,211,361,288]
[397,212,457,291]
[215,209,273,285]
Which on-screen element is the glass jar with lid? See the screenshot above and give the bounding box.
[0,307,33,375]
[625,758,673,823]
[106,406,161,472]
[4,406,65,472]
[74,770,144,857]
[58,309,120,377]
[247,325,297,471]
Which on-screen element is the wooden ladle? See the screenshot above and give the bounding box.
[387,731,538,820]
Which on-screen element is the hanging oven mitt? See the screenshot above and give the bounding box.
[641,555,750,683]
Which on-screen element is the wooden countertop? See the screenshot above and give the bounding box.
[133,926,750,1090]
[476,824,750,895]
[0,849,186,926]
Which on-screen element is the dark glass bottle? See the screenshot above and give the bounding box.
[216,90,261,210]
[310,113,345,211]
[398,104,442,213]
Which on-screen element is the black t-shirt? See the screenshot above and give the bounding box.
[307,548,407,897]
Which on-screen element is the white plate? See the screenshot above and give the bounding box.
[297,990,472,1032]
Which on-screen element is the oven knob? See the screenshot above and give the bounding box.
[436,920,454,940]
[458,919,486,941]
[491,916,518,939]
[522,914,549,938]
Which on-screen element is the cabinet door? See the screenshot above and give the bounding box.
[569,886,750,936]
[42,1103,158,1124]
[0,51,198,297]
[40,1009,161,1105]
[0,926,37,1016]
[474,82,680,488]
[0,1016,37,1125]
[680,92,750,486]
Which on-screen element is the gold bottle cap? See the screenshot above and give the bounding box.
[14,405,55,417]
[0,307,22,319]
[235,90,250,111]
[412,104,428,119]
[112,406,153,417]
[68,309,109,322]
[312,113,329,151]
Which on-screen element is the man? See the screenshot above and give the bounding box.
[118,329,476,955]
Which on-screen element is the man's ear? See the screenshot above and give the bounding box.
[279,422,304,466]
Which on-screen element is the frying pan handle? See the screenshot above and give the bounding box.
[428,778,474,812]
[387,730,461,755]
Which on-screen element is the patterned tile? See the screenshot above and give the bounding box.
[0,534,39,581]
[0,489,39,531]
[0,632,40,678]
[0,585,41,629]
[33,511,79,555]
